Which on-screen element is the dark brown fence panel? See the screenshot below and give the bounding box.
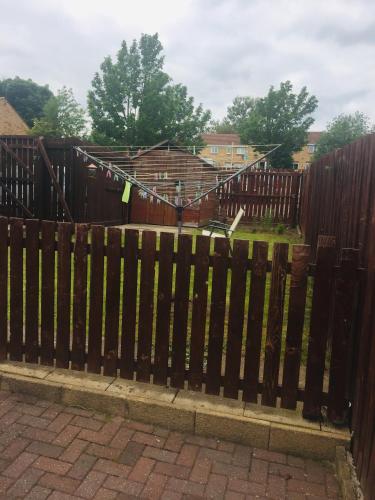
[9,218,23,361]
[303,236,336,419]
[171,234,193,388]
[137,231,157,383]
[206,238,230,395]
[243,241,268,402]
[327,248,359,423]
[56,222,73,369]
[261,243,289,407]
[25,219,40,363]
[224,239,249,399]
[87,225,105,374]
[188,235,210,391]
[281,244,310,409]
[120,229,139,379]
[103,228,121,376]
[0,217,7,360]
[219,171,302,225]
[154,232,174,386]
[41,220,56,365]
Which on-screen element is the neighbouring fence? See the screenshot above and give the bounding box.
[0,136,127,225]
[0,217,361,423]
[299,133,375,498]
[218,171,302,225]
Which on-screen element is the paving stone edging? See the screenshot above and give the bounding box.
[335,446,363,500]
[0,362,349,461]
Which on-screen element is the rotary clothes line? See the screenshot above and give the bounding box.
[74,143,280,233]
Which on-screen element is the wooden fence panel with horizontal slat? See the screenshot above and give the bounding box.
[0,221,361,431]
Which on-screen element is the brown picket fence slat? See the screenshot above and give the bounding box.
[0,217,8,361]
[41,220,56,365]
[171,234,192,388]
[71,224,89,371]
[188,235,210,391]
[243,241,268,402]
[205,238,230,395]
[87,225,105,374]
[25,219,40,363]
[120,229,139,379]
[9,218,23,361]
[56,222,73,369]
[281,244,310,409]
[261,242,289,407]
[224,239,249,399]
[103,228,121,377]
[154,232,174,386]
[137,230,157,383]
[303,236,336,419]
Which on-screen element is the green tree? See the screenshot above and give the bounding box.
[226,96,257,131]
[88,33,211,146]
[0,77,53,127]
[31,87,87,138]
[231,82,318,168]
[314,112,372,159]
[207,118,237,134]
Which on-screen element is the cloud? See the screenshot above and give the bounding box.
[0,0,374,129]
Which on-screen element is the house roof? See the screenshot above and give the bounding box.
[0,97,30,135]
[202,133,241,146]
[307,131,322,144]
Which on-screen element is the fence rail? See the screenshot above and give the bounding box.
[218,171,302,225]
[0,217,360,422]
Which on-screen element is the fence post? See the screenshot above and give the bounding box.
[303,235,336,420]
[0,217,8,361]
[327,248,359,424]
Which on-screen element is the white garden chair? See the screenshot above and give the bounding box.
[202,207,245,239]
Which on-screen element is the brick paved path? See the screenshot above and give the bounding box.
[0,389,341,499]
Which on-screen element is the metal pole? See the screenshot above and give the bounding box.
[176,206,183,235]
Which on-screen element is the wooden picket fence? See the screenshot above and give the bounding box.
[0,217,360,421]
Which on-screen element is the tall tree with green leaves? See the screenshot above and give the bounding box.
[88,33,211,146]
[0,77,53,127]
[314,112,372,159]
[226,82,318,168]
[31,87,87,138]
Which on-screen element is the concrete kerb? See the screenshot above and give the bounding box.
[335,446,363,500]
[0,362,350,461]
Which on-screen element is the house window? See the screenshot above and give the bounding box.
[210,146,219,154]
[307,144,316,154]
[292,163,299,170]
[236,147,247,155]
[226,146,232,155]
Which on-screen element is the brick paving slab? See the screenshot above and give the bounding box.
[0,389,341,499]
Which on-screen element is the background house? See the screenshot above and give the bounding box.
[0,97,29,135]
[200,131,322,170]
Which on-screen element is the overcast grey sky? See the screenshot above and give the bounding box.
[1,0,374,129]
